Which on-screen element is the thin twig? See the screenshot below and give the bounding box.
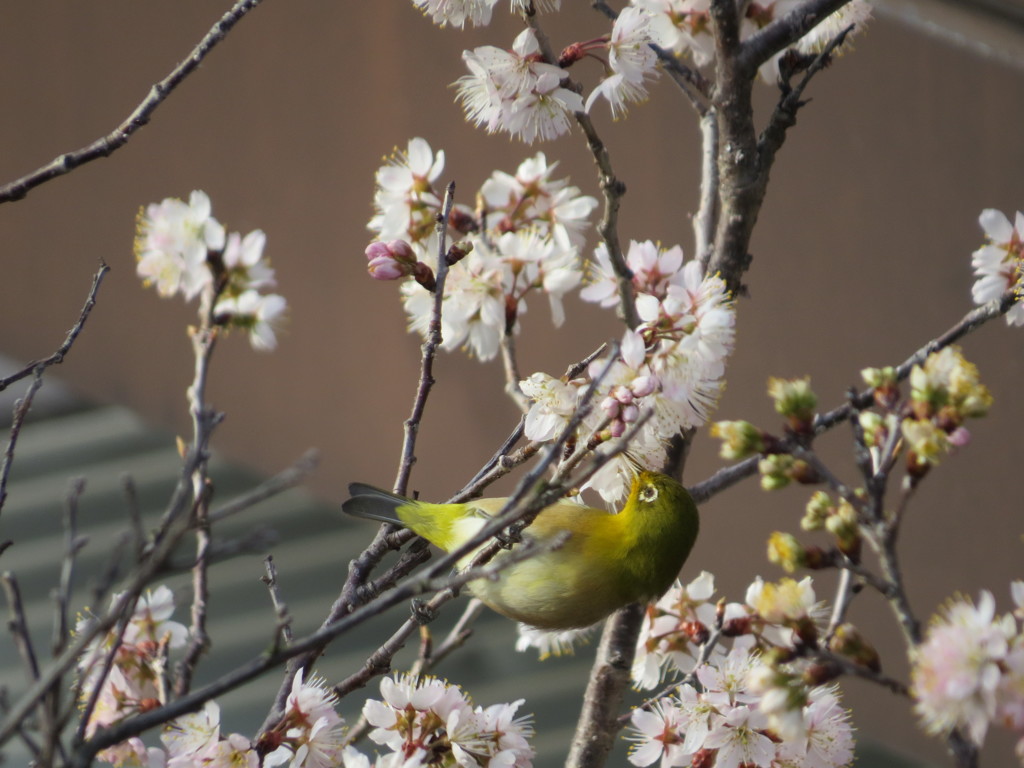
[53,478,87,658]
[500,332,531,414]
[0,262,109,392]
[523,12,638,329]
[173,273,225,697]
[121,474,146,564]
[207,449,319,525]
[0,371,44,519]
[0,1,266,204]
[457,418,527,498]
[1,573,63,765]
[2,574,41,684]
[414,598,486,674]
[757,24,855,175]
[262,556,294,649]
[574,109,637,329]
[394,183,458,496]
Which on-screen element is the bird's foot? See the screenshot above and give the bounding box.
[410,599,437,625]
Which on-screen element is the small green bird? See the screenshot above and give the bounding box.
[342,471,699,630]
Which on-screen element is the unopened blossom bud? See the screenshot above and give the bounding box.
[947,426,972,448]
[611,385,634,405]
[630,375,658,398]
[858,410,887,447]
[608,419,626,438]
[558,41,587,68]
[759,454,794,490]
[863,366,899,410]
[802,545,832,569]
[768,531,806,573]
[366,239,417,280]
[828,622,881,672]
[600,396,620,418]
[789,459,821,485]
[711,420,765,460]
[861,366,896,390]
[366,258,405,282]
[621,403,639,424]
[824,498,859,541]
[768,376,818,430]
[801,491,832,531]
[681,620,710,645]
[447,206,478,235]
[722,615,753,637]
[446,239,474,266]
[803,661,842,686]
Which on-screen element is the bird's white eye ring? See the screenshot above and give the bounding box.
[639,484,658,503]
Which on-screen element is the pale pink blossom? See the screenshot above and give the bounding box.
[586,7,660,117]
[412,0,498,28]
[456,29,583,143]
[971,208,1024,326]
[912,590,1015,745]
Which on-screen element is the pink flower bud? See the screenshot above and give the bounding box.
[365,240,419,281]
[367,254,407,281]
[600,396,620,418]
[611,385,634,405]
[947,426,972,447]
[609,419,626,438]
[630,374,658,398]
[621,403,639,423]
[386,239,416,264]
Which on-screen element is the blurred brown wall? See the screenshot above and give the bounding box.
[1,3,1023,764]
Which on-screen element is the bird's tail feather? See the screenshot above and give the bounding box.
[342,483,409,525]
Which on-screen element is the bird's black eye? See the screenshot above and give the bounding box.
[639,484,658,503]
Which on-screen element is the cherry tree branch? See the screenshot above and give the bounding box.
[737,0,854,77]
[0,263,108,522]
[0,0,266,204]
[394,183,458,496]
[689,290,1021,504]
[524,13,639,330]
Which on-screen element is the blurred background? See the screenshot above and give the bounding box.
[0,1,1022,765]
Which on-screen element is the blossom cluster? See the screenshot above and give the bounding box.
[76,587,347,768]
[135,190,287,350]
[411,0,561,30]
[76,586,190,766]
[911,584,1024,763]
[971,208,1024,326]
[366,137,596,361]
[860,345,992,474]
[626,572,856,768]
[436,1,872,143]
[357,673,535,768]
[520,240,735,502]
